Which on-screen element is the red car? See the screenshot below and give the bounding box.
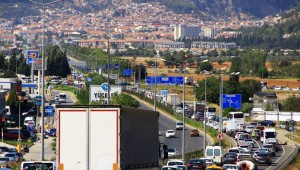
[3,131,24,139]
[190,129,200,137]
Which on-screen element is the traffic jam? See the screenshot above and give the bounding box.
[161,110,282,170]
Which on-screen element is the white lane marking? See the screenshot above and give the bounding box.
[253,139,261,148]
[266,145,285,170]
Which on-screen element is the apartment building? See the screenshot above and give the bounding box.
[174,24,200,40]
[191,41,237,51]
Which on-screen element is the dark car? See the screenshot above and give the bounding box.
[190,129,200,137]
[253,152,272,165]
[0,146,10,152]
[3,131,24,139]
[226,129,239,137]
[260,120,276,127]
[223,152,237,164]
[186,158,206,170]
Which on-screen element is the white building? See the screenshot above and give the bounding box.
[174,24,200,40]
[203,27,217,39]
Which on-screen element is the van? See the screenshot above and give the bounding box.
[5,106,11,115]
[58,93,67,103]
[205,146,223,165]
[24,117,35,126]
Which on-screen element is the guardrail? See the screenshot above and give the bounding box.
[277,144,299,170]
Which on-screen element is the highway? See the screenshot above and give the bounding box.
[226,134,295,170]
[138,98,204,156]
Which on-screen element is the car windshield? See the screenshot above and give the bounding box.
[263,145,272,148]
[168,162,183,165]
[167,130,174,133]
[177,122,183,125]
[0,158,8,161]
[5,154,14,157]
[189,159,203,164]
[257,153,268,156]
[168,149,175,152]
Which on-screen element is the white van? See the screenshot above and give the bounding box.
[205,146,223,165]
[5,106,11,115]
[58,93,67,103]
[24,117,35,126]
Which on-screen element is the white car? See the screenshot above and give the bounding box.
[167,159,185,166]
[222,164,239,170]
[166,130,176,138]
[167,148,178,157]
[175,107,183,114]
[245,125,254,133]
[175,121,184,130]
[292,87,299,91]
[283,87,290,91]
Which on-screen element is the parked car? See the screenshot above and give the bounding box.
[0,157,10,165]
[260,120,276,127]
[253,152,271,165]
[223,152,238,164]
[3,131,24,139]
[4,153,18,162]
[186,158,206,170]
[166,130,176,138]
[190,129,200,137]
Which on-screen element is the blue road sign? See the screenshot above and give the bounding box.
[222,94,242,109]
[123,69,132,76]
[106,64,120,70]
[27,50,39,64]
[86,77,92,82]
[101,83,109,91]
[44,105,55,116]
[146,76,184,85]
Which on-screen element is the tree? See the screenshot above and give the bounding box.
[239,79,261,102]
[6,89,19,115]
[283,95,300,111]
[199,61,213,71]
[196,76,220,103]
[111,93,139,107]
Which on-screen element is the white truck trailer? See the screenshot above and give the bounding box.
[56,105,159,170]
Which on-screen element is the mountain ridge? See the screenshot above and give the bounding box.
[1,0,300,21]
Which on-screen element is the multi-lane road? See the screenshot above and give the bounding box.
[138,101,204,155]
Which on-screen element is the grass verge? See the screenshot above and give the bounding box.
[4,139,33,147]
[286,152,300,170]
[54,85,76,93]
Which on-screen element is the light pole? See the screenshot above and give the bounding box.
[154,53,158,111]
[29,0,61,160]
[161,58,186,160]
[204,76,207,150]
[17,100,22,152]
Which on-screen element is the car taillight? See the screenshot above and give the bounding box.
[266,157,270,160]
[187,163,191,167]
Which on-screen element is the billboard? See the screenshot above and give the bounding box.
[26,50,39,64]
[89,84,122,103]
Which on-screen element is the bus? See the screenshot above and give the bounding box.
[58,93,67,103]
[224,112,245,132]
[20,161,55,170]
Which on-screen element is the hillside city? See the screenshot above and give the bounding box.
[0,2,282,52]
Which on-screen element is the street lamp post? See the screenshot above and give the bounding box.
[204,76,207,150]
[29,0,61,161]
[154,54,158,111]
[161,58,186,160]
[17,101,22,152]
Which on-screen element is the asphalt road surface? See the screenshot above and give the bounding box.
[138,99,204,156]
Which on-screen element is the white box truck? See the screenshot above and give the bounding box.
[167,94,180,106]
[56,105,159,170]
